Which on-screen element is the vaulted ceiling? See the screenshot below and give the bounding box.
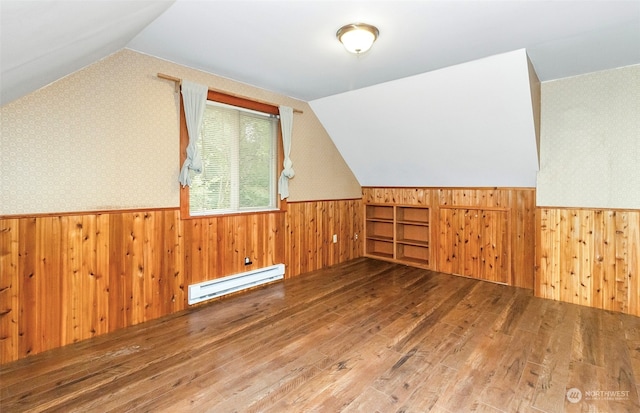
[2,0,639,187]
[2,0,639,105]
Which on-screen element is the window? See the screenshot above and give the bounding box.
[181,91,281,217]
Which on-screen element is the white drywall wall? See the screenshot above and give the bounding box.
[310,49,539,187]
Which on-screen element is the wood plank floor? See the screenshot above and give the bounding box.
[1,258,639,412]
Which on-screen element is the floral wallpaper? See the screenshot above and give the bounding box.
[537,64,640,209]
[0,50,361,215]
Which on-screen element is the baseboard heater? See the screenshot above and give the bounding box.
[188,263,285,305]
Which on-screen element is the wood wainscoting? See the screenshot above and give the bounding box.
[536,207,640,317]
[362,187,536,289]
[0,199,363,363]
[284,200,363,278]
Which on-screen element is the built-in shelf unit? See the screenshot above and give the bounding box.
[365,204,430,268]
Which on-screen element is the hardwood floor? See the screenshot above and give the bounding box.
[1,258,639,412]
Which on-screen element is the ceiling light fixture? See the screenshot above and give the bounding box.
[336,23,379,54]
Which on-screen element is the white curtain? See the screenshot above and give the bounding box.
[278,105,294,200]
[178,80,208,187]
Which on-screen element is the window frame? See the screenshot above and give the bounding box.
[179,89,285,219]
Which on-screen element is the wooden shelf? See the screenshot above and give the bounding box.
[365,204,430,268]
[397,206,429,223]
[366,238,394,259]
[397,244,429,265]
[367,251,395,260]
[368,218,394,223]
[368,235,393,242]
[397,238,429,247]
[366,205,393,221]
[366,220,393,241]
[397,220,429,226]
[396,255,429,266]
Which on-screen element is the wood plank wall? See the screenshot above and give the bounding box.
[536,208,640,317]
[362,187,536,289]
[0,199,363,363]
[285,200,363,277]
[438,207,510,284]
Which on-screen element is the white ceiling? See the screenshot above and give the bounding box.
[0,0,175,106]
[1,0,639,189]
[1,0,639,105]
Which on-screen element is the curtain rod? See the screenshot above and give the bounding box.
[157,73,303,114]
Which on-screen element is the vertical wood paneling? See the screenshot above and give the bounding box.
[209,218,222,278]
[318,202,327,269]
[182,212,286,285]
[438,208,461,276]
[481,210,492,282]
[81,215,96,339]
[536,209,552,299]
[363,187,430,206]
[249,214,260,268]
[298,204,308,274]
[0,220,19,364]
[108,213,125,332]
[283,199,363,278]
[326,201,336,266]
[536,208,640,317]
[627,212,639,317]
[591,211,604,309]
[219,216,232,277]
[305,202,315,273]
[185,219,204,285]
[560,212,575,304]
[64,215,82,344]
[129,213,143,327]
[338,201,347,264]
[289,202,304,276]
[512,189,535,289]
[39,217,63,353]
[3,199,637,363]
[267,212,279,267]
[438,208,455,275]
[454,208,465,276]
[163,210,184,314]
[232,215,244,274]
[579,210,593,307]
[616,212,631,314]
[438,207,509,284]
[18,218,36,358]
[0,199,363,363]
[142,212,161,322]
[600,211,616,311]
[364,187,534,288]
[464,210,477,277]
[95,214,110,336]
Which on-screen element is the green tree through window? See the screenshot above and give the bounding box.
[188,101,278,215]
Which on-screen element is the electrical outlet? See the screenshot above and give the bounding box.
[332,234,338,243]
[354,233,358,241]
[244,256,252,266]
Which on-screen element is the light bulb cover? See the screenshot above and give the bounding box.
[336,23,379,54]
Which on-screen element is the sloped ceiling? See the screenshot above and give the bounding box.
[2,0,639,105]
[1,0,639,188]
[127,0,640,102]
[0,0,175,106]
